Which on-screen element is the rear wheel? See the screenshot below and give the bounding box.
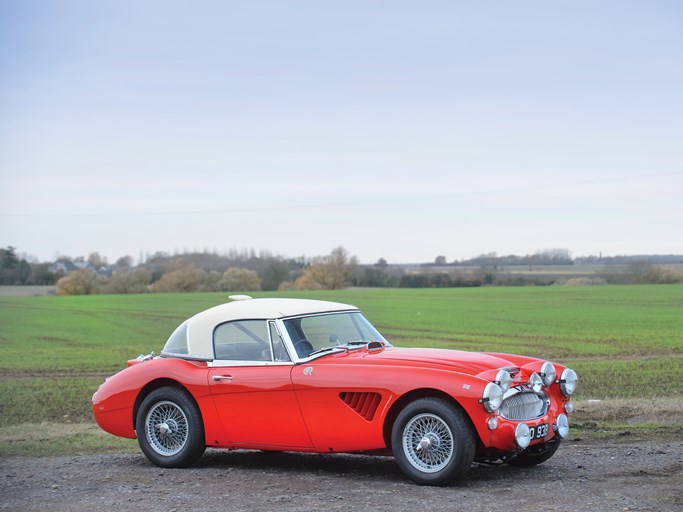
[391,397,475,485]
[135,387,206,468]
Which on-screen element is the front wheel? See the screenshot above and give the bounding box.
[135,386,206,468]
[391,397,475,485]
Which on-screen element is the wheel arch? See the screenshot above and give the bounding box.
[382,388,479,450]
[132,378,201,432]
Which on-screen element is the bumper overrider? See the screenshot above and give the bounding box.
[478,363,577,457]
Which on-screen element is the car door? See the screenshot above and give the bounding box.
[208,320,312,448]
[280,313,391,452]
[291,360,389,452]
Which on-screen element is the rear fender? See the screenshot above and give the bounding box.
[92,358,223,445]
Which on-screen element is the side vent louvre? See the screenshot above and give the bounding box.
[339,392,382,421]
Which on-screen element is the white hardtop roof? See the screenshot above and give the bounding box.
[191,297,357,323]
[184,298,358,358]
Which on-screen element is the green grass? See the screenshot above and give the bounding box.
[1,285,682,446]
[0,422,138,458]
[2,286,682,372]
[0,377,105,425]
[0,293,216,373]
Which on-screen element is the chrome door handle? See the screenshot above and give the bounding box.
[212,375,233,382]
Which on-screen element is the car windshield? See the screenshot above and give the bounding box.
[282,312,389,357]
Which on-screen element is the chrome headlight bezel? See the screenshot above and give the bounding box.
[495,369,513,393]
[482,382,504,412]
[559,368,578,397]
[528,372,543,393]
[540,361,556,387]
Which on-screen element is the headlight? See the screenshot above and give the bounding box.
[560,368,578,396]
[528,372,543,393]
[540,361,556,386]
[495,369,513,392]
[482,382,504,412]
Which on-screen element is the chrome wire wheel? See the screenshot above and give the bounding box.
[402,413,454,473]
[145,400,189,456]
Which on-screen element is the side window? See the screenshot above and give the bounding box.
[214,320,271,361]
[269,322,291,362]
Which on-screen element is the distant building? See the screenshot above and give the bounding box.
[48,260,114,276]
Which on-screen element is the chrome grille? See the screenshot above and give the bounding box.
[499,391,547,420]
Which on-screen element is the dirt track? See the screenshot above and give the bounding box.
[1,438,682,512]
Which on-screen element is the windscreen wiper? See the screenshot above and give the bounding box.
[308,341,376,357]
[307,346,349,357]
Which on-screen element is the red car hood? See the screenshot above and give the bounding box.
[358,347,518,376]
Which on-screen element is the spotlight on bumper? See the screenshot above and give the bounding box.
[556,414,570,439]
[515,423,531,449]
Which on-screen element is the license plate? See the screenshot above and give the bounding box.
[529,423,549,440]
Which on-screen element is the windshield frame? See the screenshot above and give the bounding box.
[277,310,391,363]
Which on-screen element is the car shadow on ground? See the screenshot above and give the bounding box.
[126,448,544,486]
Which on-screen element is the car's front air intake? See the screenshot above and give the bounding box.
[339,392,382,421]
[499,391,548,420]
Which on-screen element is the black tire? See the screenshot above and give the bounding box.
[391,397,476,486]
[509,440,561,467]
[135,386,206,468]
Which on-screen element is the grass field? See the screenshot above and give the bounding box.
[1,285,682,455]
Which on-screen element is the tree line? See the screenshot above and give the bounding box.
[0,247,53,285]
[55,247,358,295]
[2,245,682,295]
[443,249,574,267]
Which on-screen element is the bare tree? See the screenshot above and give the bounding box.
[295,247,358,290]
[104,268,152,294]
[149,259,207,293]
[218,267,262,292]
[115,255,134,268]
[56,269,103,295]
[87,252,108,269]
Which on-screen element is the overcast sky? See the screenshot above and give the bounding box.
[1,1,681,264]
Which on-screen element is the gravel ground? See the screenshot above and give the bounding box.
[2,438,682,512]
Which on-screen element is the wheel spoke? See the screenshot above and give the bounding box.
[145,400,189,456]
[402,413,454,473]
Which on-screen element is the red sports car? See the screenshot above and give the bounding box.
[93,297,577,485]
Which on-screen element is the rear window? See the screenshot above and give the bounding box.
[163,321,189,355]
